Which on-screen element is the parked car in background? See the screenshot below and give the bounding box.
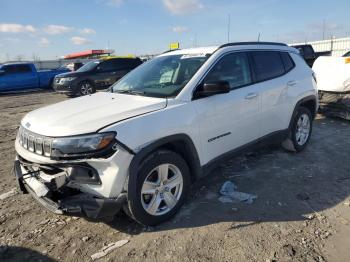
[313,56,350,120]
[291,44,331,67]
[0,62,69,92]
[343,51,350,57]
[14,42,318,226]
[53,57,143,96]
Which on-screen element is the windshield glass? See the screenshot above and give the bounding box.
[76,61,100,72]
[111,54,209,98]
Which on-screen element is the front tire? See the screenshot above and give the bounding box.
[282,106,313,152]
[78,81,95,96]
[127,150,190,226]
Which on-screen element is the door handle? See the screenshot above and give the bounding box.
[245,92,258,100]
[287,80,297,87]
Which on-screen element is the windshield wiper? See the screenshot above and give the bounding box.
[114,90,146,96]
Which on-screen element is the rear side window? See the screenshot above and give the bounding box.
[112,59,141,70]
[280,52,295,72]
[16,65,32,73]
[251,51,285,82]
[97,60,115,71]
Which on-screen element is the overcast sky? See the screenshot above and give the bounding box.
[1,0,349,61]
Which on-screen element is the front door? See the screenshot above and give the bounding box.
[192,52,261,165]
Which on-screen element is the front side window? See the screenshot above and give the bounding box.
[76,61,100,72]
[111,54,209,98]
[3,65,18,74]
[251,51,285,82]
[204,52,252,89]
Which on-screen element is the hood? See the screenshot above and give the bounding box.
[56,71,87,78]
[21,92,167,137]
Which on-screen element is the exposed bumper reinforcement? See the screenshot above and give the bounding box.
[14,160,127,219]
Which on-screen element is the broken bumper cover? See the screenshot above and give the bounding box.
[318,91,350,120]
[13,160,127,219]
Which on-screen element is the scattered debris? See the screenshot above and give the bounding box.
[305,214,316,220]
[282,244,296,257]
[0,188,17,200]
[91,239,129,260]
[82,236,90,242]
[218,196,234,203]
[38,219,50,226]
[219,181,257,204]
[344,200,350,207]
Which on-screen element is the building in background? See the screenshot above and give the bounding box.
[63,49,115,59]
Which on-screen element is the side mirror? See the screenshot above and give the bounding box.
[194,81,230,98]
[0,70,5,75]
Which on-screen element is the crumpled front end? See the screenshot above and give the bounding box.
[14,156,127,219]
[13,126,134,219]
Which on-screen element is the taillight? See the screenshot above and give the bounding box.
[345,57,350,64]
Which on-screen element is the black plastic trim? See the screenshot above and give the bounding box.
[128,134,202,201]
[289,95,317,129]
[219,42,287,48]
[202,129,289,175]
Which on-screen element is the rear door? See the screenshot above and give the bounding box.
[193,52,261,164]
[250,51,294,137]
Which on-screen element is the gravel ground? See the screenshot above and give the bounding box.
[0,91,350,262]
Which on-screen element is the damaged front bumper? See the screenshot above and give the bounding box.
[13,158,127,219]
[318,91,350,120]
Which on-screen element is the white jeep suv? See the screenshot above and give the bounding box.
[14,42,318,225]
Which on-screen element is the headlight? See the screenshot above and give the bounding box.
[60,77,76,83]
[51,132,116,159]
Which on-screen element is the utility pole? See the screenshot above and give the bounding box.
[227,14,231,43]
[257,33,261,42]
[322,19,326,40]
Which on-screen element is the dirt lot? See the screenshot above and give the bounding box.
[0,91,350,262]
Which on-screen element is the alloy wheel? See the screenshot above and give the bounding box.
[141,163,183,216]
[295,113,310,146]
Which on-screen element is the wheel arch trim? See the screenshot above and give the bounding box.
[127,134,201,200]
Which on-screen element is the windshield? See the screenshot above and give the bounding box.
[111,54,209,98]
[76,61,100,72]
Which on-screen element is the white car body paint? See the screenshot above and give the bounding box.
[15,43,318,201]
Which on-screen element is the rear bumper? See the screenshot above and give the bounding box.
[13,159,127,219]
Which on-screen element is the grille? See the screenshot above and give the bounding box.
[18,127,52,157]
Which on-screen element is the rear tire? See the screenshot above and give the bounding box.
[282,106,313,152]
[127,150,190,226]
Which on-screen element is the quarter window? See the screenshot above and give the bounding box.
[280,52,295,72]
[204,52,252,90]
[251,51,285,82]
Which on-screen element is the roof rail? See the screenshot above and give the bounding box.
[162,48,181,54]
[219,42,287,49]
